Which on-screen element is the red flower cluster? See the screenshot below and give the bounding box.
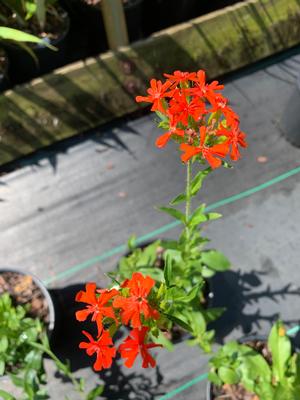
[75,273,161,371]
[136,70,247,168]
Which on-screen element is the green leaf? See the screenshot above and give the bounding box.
[163,312,191,332]
[155,111,169,122]
[206,212,222,221]
[164,252,173,287]
[150,330,174,352]
[0,360,4,376]
[188,204,206,227]
[208,371,222,386]
[0,337,8,353]
[86,385,104,400]
[176,285,201,303]
[157,206,186,224]
[202,308,225,323]
[0,390,16,400]
[201,250,230,271]
[190,168,212,196]
[201,266,215,278]
[170,192,186,205]
[218,366,240,384]
[138,267,164,282]
[0,27,56,50]
[268,321,291,382]
[127,235,137,251]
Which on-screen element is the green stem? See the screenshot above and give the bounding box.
[185,160,192,237]
[29,341,84,397]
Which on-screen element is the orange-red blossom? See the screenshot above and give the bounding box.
[76,273,161,371]
[135,69,247,167]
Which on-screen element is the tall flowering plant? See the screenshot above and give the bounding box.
[76,70,247,371]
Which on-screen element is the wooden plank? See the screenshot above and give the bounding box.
[1,0,300,165]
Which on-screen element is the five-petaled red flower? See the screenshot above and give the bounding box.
[79,330,116,371]
[180,126,229,168]
[155,113,184,148]
[135,79,172,113]
[119,327,162,368]
[113,272,159,328]
[76,283,119,336]
[218,122,247,161]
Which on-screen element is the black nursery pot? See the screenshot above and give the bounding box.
[124,0,144,42]
[206,335,269,400]
[0,267,56,336]
[59,0,108,60]
[6,10,70,85]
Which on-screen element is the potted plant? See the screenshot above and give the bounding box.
[75,69,248,367]
[0,26,55,91]
[0,0,70,84]
[0,269,104,399]
[207,321,300,400]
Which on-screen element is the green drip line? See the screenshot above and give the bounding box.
[159,373,209,400]
[44,165,300,286]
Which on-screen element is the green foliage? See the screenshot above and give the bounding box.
[209,321,300,400]
[115,239,164,283]
[0,0,59,30]
[0,293,103,400]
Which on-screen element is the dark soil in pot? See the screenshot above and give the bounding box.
[0,269,55,333]
[3,6,70,85]
[0,48,10,92]
[208,337,271,400]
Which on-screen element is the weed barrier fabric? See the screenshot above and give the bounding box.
[1,48,300,398]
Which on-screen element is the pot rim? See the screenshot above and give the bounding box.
[0,267,55,333]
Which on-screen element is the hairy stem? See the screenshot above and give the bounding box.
[185,160,192,238]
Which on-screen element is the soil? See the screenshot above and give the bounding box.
[211,340,272,400]
[0,271,50,325]
[0,5,68,42]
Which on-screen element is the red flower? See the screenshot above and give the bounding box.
[190,70,224,99]
[164,70,196,86]
[155,113,184,148]
[76,283,119,336]
[79,330,116,371]
[119,327,162,368]
[180,126,229,168]
[218,122,247,161]
[169,91,206,125]
[135,79,172,113]
[113,273,159,328]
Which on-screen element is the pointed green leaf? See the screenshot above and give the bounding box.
[164,252,173,287]
[163,312,191,332]
[0,27,56,50]
[201,250,230,271]
[218,366,240,384]
[206,213,222,221]
[190,168,212,196]
[0,390,16,400]
[170,192,186,205]
[86,385,104,400]
[157,206,186,224]
[188,204,206,227]
[268,321,291,382]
